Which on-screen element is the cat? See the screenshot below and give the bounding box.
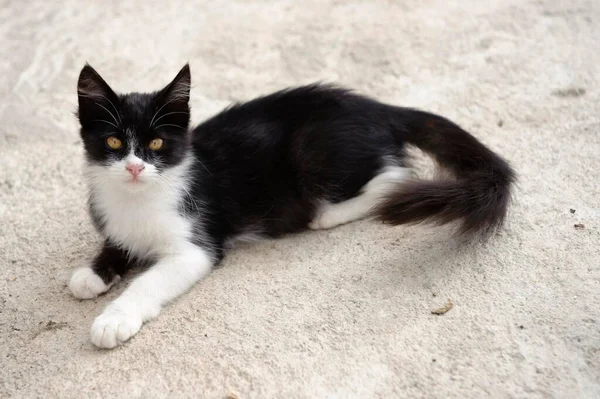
[69,64,515,348]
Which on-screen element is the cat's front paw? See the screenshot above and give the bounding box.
[69,267,112,299]
[91,307,143,349]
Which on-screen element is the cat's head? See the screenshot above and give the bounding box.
[77,64,191,191]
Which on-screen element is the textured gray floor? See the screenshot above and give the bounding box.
[1,0,599,397]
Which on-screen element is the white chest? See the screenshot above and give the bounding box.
[91,187,192,258]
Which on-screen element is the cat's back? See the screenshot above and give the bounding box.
[191,84,373,143]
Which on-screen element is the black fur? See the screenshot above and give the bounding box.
[78,65,515,268]
[191,85,401,244]
[90,242,136,284]
[189,85,514,247]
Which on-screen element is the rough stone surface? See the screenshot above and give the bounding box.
[1,0,599,397]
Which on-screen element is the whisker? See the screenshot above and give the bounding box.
[102,96,123,124]
[158,176,201,214]
[149,88,189,127]
[149,99,178,128]
[195,158,212,176]
[94,102,121,128]
[152,111,188,126]
[157,164,203,213]
[78,93,122,124]
[154,124,185,130]
[93,119,119,129]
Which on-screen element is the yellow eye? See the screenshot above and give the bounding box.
[106,136,122,149]
[148,138,164,151]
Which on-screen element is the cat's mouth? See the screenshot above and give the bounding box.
[121,176,151,192]
[127,176,146,185]
[123,174,149,187]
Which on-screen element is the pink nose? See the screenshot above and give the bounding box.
[125,163,145,177]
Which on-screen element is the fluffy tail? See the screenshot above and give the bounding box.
[373,108,516,235]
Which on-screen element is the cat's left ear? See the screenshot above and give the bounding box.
[77,64,121,129]
[152,64,191,130]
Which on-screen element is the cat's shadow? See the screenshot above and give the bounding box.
[68,223,492,314]
[220,222,484,288]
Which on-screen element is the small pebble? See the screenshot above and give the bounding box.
[431,300,453,315]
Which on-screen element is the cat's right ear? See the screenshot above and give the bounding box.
[77,64,121,129]
[158,64,191,107]
[150,64,191,132]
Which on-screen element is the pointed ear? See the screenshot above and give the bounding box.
[77,64,121,129]
[160,64,191,105]
[151,64,191,130]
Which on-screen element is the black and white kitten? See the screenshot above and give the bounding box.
[69,64,514,348]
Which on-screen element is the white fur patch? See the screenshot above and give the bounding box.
[69,266,112,299]
[85,155,197,258]
[91,242,212,348]
[309,166,412,230]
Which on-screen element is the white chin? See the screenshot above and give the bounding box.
[122,178,149,191]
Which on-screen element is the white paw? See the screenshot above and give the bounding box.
[69,267,111,299]
[309,210,343,230]
[91,307,143,349]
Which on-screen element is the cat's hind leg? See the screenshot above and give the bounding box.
[309,166,412,230]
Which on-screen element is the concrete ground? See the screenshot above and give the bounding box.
[1,0,599,397]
